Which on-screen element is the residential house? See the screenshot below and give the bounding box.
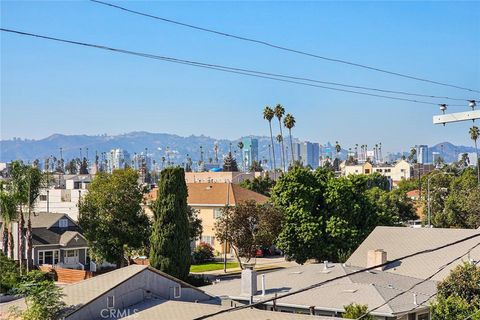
[342,160,413,187]
[184,171,273,184]
[1,264,339,320]
[187,183,269,254]
[346,226,480,281]
[203,226,480,319]
[203,262,436,319]
[145,183,269,254]
[0,212,88,270]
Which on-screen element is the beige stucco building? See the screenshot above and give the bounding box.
[342,159,413,187]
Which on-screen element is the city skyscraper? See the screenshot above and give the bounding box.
[293,141,320,169]
[416,145,429,164]
[242,137,259,170]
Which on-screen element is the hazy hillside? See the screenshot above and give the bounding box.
[0,132,475,165]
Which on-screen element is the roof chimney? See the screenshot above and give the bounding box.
[367,249,387,271]
[241,263,257,297]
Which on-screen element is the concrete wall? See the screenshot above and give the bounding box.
[34,189,87,221]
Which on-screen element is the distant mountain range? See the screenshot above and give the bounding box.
[0,132,476,164]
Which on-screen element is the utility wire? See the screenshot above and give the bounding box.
[192,232,480,320]
[90,0,480,94]
[0,28,472,107]
[355,241,480,319]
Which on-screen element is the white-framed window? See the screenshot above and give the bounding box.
[39,195,47,201]
[38,250,60,265]
[213,208,222,219]
[173,285,181,298]
[59,219,68,228]
[107,296,115,309]
[201,235,215,246]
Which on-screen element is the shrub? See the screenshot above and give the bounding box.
[192,242,214,264]
[0,252,21,294]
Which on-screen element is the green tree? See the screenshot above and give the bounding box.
[343,303,373,320]
[187,206,203,242]
[408,147,417,163]
[443,168,480,228]
[9,271,65,320]
[10,162,43,272]
[431,262,480,320]
[222,152,238,172]
[274,104,286,172]
[79,169,150,267]
[215,201,283,269]
[272,167,400,264]
[263,106,276,173]
[283,113,296,165]
[239,174,275,196]
[0,191,17,258]
[150,167,191,280]
[470,125,480,184]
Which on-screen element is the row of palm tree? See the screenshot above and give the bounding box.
[0,161,43,273]
[263,104,296,172]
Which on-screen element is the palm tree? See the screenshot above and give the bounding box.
[274,104,286,172]
[335,141,341,160]
[263,106,276,172]
[276,134,284,166]
[408,147,417,163]
[237,141,244,171]
[355,144,359,160]
[0,191,17,258]
[469,126,480,184]
[283,113,296,166]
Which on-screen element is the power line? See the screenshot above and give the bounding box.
[192,232,480,319]
[355,241,480,319]
[90,0,480,94]
[0,28,473,107]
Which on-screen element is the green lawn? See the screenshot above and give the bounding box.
[190,262,238,273]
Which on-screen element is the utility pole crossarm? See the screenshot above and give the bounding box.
[433,110,480,125]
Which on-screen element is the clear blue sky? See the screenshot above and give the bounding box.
[1,1,479,153]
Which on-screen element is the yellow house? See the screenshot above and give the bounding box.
[187,183,269,254]
[343,161,373,175]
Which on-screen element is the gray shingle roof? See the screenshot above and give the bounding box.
[202,263,436,316]
[346,226,480,281]
[119,299,343,320]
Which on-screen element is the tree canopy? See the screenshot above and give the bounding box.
[239,174,275,196]
[271,167,414,264]
[79,169,150,267]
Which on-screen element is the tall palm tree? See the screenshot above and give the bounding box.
[335,141,341,160]
[355,144,359,160]
[276,134,284,167]
[283,113,296,165]
[263,106,276,172]
[274,104,286,172]
[408,147,417,163]
[469,126,480,184]
[237,141,244,171]
[0,191,17,258]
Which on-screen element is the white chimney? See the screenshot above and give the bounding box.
[367,249,387,271]
[241,263,257,297]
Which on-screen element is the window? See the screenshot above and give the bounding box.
[417,314,429,320]
[173,285,181,298]
[59,219,68,228]
[201,235,215,246]
[61,192,71,202]
[39,195,47,201]
[213,208,222,219]
[38,250,59,265]
[107,296,115,309]
[365,169,370,174]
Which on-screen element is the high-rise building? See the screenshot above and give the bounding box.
[293,141,320,169]
[242,137,259,170]
[107,149,130,172]
[416,145,429,164]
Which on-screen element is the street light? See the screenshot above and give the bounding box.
[469,100,477,110]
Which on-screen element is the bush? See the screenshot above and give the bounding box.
[185,274,212,287]
[192,242,214,264]
[0,252,21,294]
